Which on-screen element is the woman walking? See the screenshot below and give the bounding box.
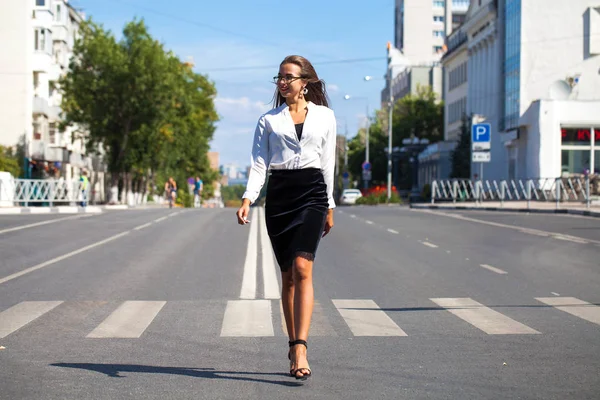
[236,55,336,380]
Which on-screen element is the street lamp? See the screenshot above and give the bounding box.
[344,94,370,189]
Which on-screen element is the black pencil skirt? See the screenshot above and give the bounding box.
[265,168,329,272]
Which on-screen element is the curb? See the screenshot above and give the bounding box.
[0,206,102,215]
[409,204,600,218]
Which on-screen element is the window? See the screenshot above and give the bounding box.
[433,0,445,7]
[561,127,599,174]
[434,16,444,22]
[434,46,444,53]
[33,121,42,140]
[504,0,522,130]
[33,72,40,90]
[36,0,45,6]
[34,28,52,53]
[433,30,445,37]
[49,123,57,145]
[55,4,61,21]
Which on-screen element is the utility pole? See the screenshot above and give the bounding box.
[387,42,394,201]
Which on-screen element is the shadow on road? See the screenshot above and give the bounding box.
[50,363,302,387]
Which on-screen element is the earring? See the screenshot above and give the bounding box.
[302,87,308,95]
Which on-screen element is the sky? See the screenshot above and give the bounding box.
[74,0,394,168]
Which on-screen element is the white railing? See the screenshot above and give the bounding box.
[431,177,595,209]
[0,178,90,207]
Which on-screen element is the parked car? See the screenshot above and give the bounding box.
[339,189,363,205]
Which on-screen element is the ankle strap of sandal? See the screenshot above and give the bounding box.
[289,339,307,348]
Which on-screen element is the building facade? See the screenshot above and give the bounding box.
[442,24,469,142]
[0,0,103,199]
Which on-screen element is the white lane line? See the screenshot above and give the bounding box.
[221,300,274,337]
[421,241,438,248]
[536,297,600,326]
[553,235,589,244]
[430,298,540,335]
[258,208,280,299]
[350,214,357,219]
[551,292,560,296]
[154,216,168,222]
[240,208,259,299]
[0,215,88,235]
[0,301,63,339]
[480,264,508,275]
[87,301,166,338]
[387,229,399,234]
[332,299,407,337]
[0,231,130,285]
[415,209,600,245]
[134,222,153,231]
[366,220,374,225]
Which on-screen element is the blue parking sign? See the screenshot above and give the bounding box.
[472,123,491,150]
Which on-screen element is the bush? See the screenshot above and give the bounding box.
[225,199,242,208]
[421,184,431,201]
[176,189,193,208]
[355,191,402,205]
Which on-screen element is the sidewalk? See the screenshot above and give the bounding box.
[410,201,600,218]
[0,206,103,215]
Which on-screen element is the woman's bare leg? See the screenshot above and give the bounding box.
[281,269,295,341]
[292,256,314,377]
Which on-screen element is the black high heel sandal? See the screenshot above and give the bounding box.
[289,339,312,380]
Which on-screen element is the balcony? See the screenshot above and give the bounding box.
[33,96,50,117]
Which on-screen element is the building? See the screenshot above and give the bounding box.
[0,0,104,199]
[441,23,468,142]
[394,0,469,65]
[387,1,470,104]
[503,0,600,179]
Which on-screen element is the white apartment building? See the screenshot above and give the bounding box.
[442,26,468,142]
[387,1,470,105]
[0,0,104,199]
[501,0,600,179]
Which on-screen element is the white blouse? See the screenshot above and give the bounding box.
[242,101,337,209]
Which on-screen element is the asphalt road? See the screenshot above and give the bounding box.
[0,206,599,399]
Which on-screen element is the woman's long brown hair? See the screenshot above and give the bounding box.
[273,55,330,108]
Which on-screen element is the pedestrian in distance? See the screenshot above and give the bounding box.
[193,176,203,208]
[236,55,336,381]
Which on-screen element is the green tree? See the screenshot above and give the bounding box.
[346,86,444,187]
[0,146,20,177]
[450,114,471,179]
[60,18,218,205]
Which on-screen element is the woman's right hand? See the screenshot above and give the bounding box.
[236,199,251,225]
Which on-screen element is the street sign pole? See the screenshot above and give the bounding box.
[471,116,491,204]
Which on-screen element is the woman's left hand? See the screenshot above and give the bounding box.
[322,209,334,237]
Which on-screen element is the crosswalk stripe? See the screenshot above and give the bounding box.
[86,301,166,338]
[221,300,274,337]
[535,297,600,326]
[279,300,337,337]
[332,299,407,336]
[0,301,63,339]
[258,208,281,299]
[431,298,540,335]
[240,208,259,299]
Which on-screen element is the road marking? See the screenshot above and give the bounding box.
[421,241,438,248]
[332,299,407,336]
[446,250,451,254]
[240,208,259,299]
[0,231,131,285]
[551,292,560,296]
[480,264,508,274]
[350,214,357,218]
[553,235,588,244]
[0,215,88,235]
[536,297,600,326]
[430,298,540,335]
[221,300,274,337]
[387,229,399,234]
[154,216,168,222]
[258,208,280,299]
[415,209,600,245]
[134,222,153,231]
[0,301,63,339]
[87,301,166,338]
[366,220,374,225]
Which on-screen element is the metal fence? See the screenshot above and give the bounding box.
[431,177,596,209]
[0,178,90,207]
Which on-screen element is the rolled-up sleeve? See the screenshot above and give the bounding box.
[320,110,337,209]
[242,116,269,203]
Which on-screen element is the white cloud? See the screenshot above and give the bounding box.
[328,84,340,93]
[214,97,270,113]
